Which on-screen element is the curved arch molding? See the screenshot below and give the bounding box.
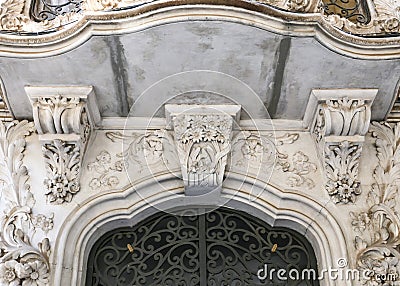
[52,174,349,286]
[1,1,400,59]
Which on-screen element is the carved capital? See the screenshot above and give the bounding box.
[166,104,240,195]
[305,89,377,203]
[26,86,100,204]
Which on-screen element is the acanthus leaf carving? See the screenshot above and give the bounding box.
[0,120,52,286]
[324,141,362,203]
[42,139,80,204]
[350,121,400,285]
[309,91,376,203]
[27,86,98,205]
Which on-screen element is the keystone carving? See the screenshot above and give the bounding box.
[174,113,232,194]
[307,89,377,203]
[166,105,240,195]
[0,120,52,286]
[26,86,100,204]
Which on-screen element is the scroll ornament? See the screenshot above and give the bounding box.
[0,120,52,286]
[351,122,400,285]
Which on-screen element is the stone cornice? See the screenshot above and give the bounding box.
[1,2,400,59]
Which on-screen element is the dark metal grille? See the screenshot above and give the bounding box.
[30,0,82,21]
[86,208,319,286]
[321,0,371,24]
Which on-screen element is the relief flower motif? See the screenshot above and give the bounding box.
[203,129,217,142]
[381,18,400,33]
[241,139,263,161]
[97,150,112,165]
[98,0,121,9]
[0,15,25,31]
[32,214,54,233]
[327,173,360,204]
[15,261,49,286]
[218,119,231,134]
[190,129,203,143]
[88,151,125,191]
[114,160,127,172]
[44,173,77,204]
[190,115,205,130]
[0,260,20,285]
[350,212,370,233]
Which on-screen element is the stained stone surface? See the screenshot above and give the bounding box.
[0,21,398,120]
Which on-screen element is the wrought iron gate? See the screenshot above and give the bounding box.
[86,208,319,286]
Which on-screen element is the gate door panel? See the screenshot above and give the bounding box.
[86,208,319,286]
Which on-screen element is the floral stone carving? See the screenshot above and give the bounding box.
[0,120,52,286]
[350,122,400,285]
[173,113,233,193]
[280,151,317,188]
[231,131,317,189]
[27,86,98,204]
[87,150,126,191]
[106,130,177,175]
[42,139,80,204]
[0,0,80,32]
[324,141,362,203]
[2,0,400,37]
[310,92,376,204]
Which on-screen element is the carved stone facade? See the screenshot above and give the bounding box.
[0,104,399,285]
[0,0,399,284]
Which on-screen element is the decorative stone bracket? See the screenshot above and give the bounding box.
[26,86,100,204]
[165,104,240,195]
[305,89,378,203]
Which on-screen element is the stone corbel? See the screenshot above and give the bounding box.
[165,104,241,195]
[305,89,378,203]
[26,86,100,204]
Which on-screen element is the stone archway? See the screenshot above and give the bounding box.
[52,175,349,286]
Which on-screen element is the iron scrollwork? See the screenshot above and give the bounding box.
[321,0,371,24]
[30,0,82,21]
[86,208,319,286]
